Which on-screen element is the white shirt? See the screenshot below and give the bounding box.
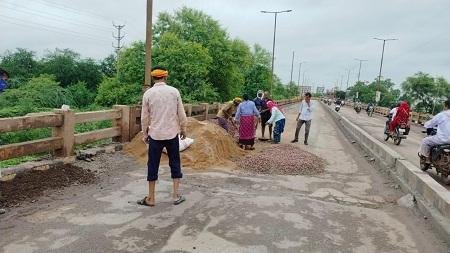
[390,107,398,119]
[141,82,187,140]
[424,110,450,142]
[298,100,313,121]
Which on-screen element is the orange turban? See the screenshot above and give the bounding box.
[151,69,168,78]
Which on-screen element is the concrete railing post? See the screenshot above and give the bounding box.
[202,103,209,121]
[186,104,193,117]
[53,109,75,157]
[113,105,130,142]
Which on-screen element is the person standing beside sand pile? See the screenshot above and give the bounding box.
[138,66,187,207]
[235,94,260,150]
[260,91,273,140]
[266,101,286,144]
[217,98,242,131]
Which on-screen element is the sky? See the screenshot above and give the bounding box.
[1,0,449,91]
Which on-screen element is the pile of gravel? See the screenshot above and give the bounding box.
[236,144,326,175]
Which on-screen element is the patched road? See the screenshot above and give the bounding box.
[0,103,447,253]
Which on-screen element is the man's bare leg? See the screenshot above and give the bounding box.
[261,125,265,138]
[147,181,156,205]
[172,178,180,200]
[269,125,273,140]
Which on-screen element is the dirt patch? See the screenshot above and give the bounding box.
[0,164,97,208]
[124,117,245,169]
[236,144,326,175]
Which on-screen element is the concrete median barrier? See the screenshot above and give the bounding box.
[322,102,450,242]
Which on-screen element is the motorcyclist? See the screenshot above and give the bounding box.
[366,102,374,112]
[419,100,450,163]
[389,101,410,134]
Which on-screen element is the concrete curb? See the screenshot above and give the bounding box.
[322,102,450,243]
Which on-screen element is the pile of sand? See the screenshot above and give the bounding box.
[124,118,245,169]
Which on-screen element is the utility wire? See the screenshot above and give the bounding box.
[0,15,110,44]
[1,1,112,32]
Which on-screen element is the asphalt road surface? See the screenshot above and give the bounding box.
[0,103,447,253]
[337,104,450,189]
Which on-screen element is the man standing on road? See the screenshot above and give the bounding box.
[291,92,313,145]
[138,66,187,207]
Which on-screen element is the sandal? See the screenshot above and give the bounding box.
[245,146,255,150]
[137,196,154,207]
[173,195,186,205]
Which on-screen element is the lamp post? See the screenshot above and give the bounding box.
[261,9,292,94]
[373,37,397,85]
[297,61,306,95]
[354,58,368,83]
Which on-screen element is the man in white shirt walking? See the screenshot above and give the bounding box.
[291,92,313,145]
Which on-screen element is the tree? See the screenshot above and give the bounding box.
[100,54,117,77]
[95,77,140,107]
[40,49,102,90]
[153,32,217,102]
[116,41,145,86]
[67,81,94,108]
[242,44,271,98]
[0,48,39,79]
[401,72,437,113]
[154,7,250,100]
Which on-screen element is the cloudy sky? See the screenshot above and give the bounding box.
[1,0,449,90]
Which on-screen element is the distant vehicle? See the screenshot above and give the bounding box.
[367,105,374,117]
[335,105,341,112]
[419,128,450,179]
[354,104,362,113]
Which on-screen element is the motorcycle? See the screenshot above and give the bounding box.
[419,128,450,179]
[335,105,341,112]
[384,114,408,145]
[367,106,374,117]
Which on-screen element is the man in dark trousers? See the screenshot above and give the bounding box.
[138,66,187,207]
[291,92,314,145]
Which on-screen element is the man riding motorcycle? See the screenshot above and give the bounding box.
[419,100,450,163]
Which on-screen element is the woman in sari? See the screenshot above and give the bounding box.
[235,94,260,150]
[389,101,410,133]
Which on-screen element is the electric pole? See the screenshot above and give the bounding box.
[261,9,292,95]
[297,61,305,95]
[373,37,397,85]
[354,58,368,83]
[290,51,295,84]
[143,0,153,92]
[346,68,351,90]
[112,23,125,56]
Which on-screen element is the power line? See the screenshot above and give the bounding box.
[112,23,126,55]
[1,1,112,32]
[0,15,110,44]
[36,0,114,24]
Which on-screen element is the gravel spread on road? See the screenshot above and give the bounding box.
[236,144,326,175]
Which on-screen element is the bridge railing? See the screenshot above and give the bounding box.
[1,98,300,162]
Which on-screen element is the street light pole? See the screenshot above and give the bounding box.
[346,68,351,90]
[261,9,292,95]
[354,58,368,83]
[290,51,295,84]
[297,61,305,95]
[143,0,153,93]
[374,37,397,85]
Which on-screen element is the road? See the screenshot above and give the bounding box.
[0,103,447,253]
[337,104,450,189]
